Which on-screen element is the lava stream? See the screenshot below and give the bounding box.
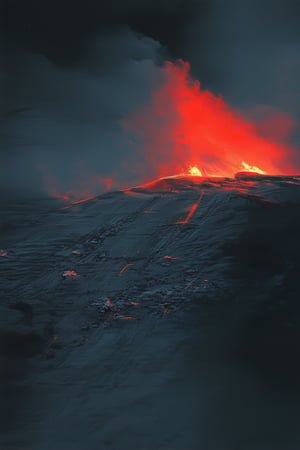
[176,191,205,224]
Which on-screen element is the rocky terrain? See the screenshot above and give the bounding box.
[1,173,300,450]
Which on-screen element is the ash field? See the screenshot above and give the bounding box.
[1,173,300,450]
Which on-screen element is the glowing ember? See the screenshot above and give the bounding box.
[72,250,81,255]
[105,299,113,308]
[164,255,177,260]
[119,263,134,275]
[118,316,135,320]
[130,301,140,306]
[62,270,80,279]
[162,303,169,316]
[0,250,8,257]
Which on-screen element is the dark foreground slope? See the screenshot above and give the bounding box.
[1,174,300,450]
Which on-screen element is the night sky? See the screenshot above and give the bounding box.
[1,0,300,198]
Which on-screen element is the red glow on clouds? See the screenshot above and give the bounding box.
[123,60,298,180]
[40,164,116,202]
[42,59,298,201]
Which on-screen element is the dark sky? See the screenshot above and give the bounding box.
[0,1,203,64]
[1,0,300,198]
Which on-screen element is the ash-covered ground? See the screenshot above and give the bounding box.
[1,174,300,450]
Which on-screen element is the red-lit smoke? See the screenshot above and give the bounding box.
[122,60,297,179]
[44,59,298,202]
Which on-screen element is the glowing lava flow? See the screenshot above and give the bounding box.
[62,270,80,279]
[176,191,205,224]
[119,263,134,276]
[61,196,96,210]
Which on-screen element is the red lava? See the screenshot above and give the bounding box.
[176,191,205,224]
[118,316,135,320]
[61,196,96,210]
[62,270,80,279]
[119,263,134,276]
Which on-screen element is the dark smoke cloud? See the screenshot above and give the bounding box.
[0,0,198,65]
[183,0,300,115]
[0,30,164,198]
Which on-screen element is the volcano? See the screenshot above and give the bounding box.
[1,174,300,449]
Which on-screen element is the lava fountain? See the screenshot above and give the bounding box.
[46,59,298,204]
[122,59,298,182]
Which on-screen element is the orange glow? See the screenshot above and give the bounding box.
[189,166,202,176]
[164,255,177,260]
[105,299,113,308]
[241,161,265,174]
[123,59,298,180]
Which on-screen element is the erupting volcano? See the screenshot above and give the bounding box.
[45,59,299,204]
[3,65,300,448]
[123,59,298,186]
